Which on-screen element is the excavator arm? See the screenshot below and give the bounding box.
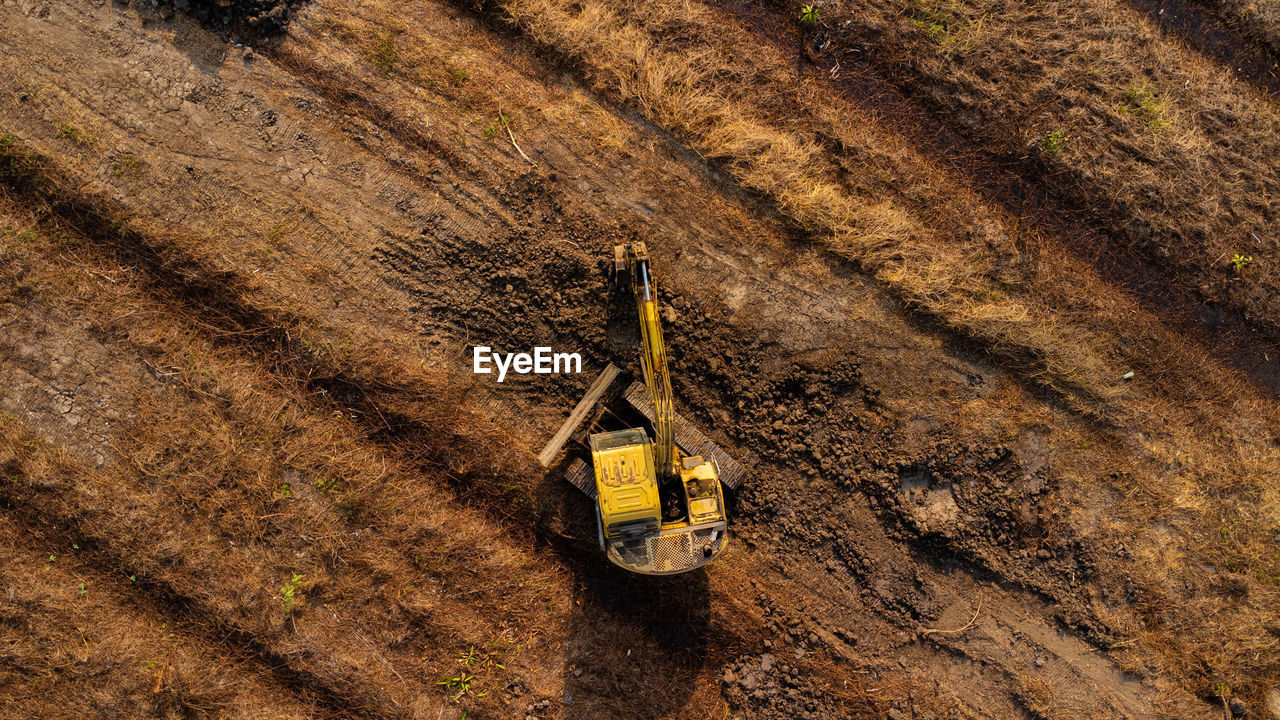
[615,242,677,481]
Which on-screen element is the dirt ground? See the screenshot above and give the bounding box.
[1,0,1278,718]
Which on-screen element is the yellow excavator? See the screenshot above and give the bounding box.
[538,242,743,574]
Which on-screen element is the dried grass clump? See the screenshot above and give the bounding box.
[1013,674,1056,719]
[0,530,316,719]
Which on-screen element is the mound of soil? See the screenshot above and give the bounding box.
[143,0,305,35]
[720,652,842,720]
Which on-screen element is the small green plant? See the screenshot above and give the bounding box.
[1231,253,1252,271]
[437,673,475,701]
[1218,518,1239,541]
[448,67,468,85]
[3,228,35,259]
[800,3,821,23]
[1118,83,1168,129]
[910,17,946,42]
[371,32,400,76]
[315,476,338,494]
[111,154,143,176]
[905,0,979,51]
[484,113,510,138]
[455,645,504,670]
[1042,130,1068,155]
[280,483,293,498]
[79,582,87,596]
[280,572,304,613]
[55,122,95,146]
[457,646,478,666]
[0,133,14,150]
[436,646,508,704]
[253,223,289,264]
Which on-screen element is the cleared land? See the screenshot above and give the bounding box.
[0,0,1277,719]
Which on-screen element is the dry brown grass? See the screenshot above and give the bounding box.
[1014,673,1056,720]
[1,112,783,717]
[0,524,323,719]
[492,0,1122,410]
[1206,0,1280,53]
[0,138,573,717]
[823,0,1280,336]
[4,0,1279,711]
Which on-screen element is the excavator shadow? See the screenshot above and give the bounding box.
[534,467,711,719]
[561,540,712,719]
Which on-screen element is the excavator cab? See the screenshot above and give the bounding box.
[589,428,660,539]
[538,242,743,574]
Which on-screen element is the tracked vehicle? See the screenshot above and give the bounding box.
[539,242,743,574]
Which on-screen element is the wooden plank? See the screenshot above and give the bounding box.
[623,382,746,489]
[538,364,619,467]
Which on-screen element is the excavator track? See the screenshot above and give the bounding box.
[623,382,745,490]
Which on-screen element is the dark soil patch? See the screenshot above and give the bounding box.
[140,0,307,36]
[1130,0,1280,93]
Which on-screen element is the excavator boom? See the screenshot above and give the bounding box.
[616,243,677,481]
